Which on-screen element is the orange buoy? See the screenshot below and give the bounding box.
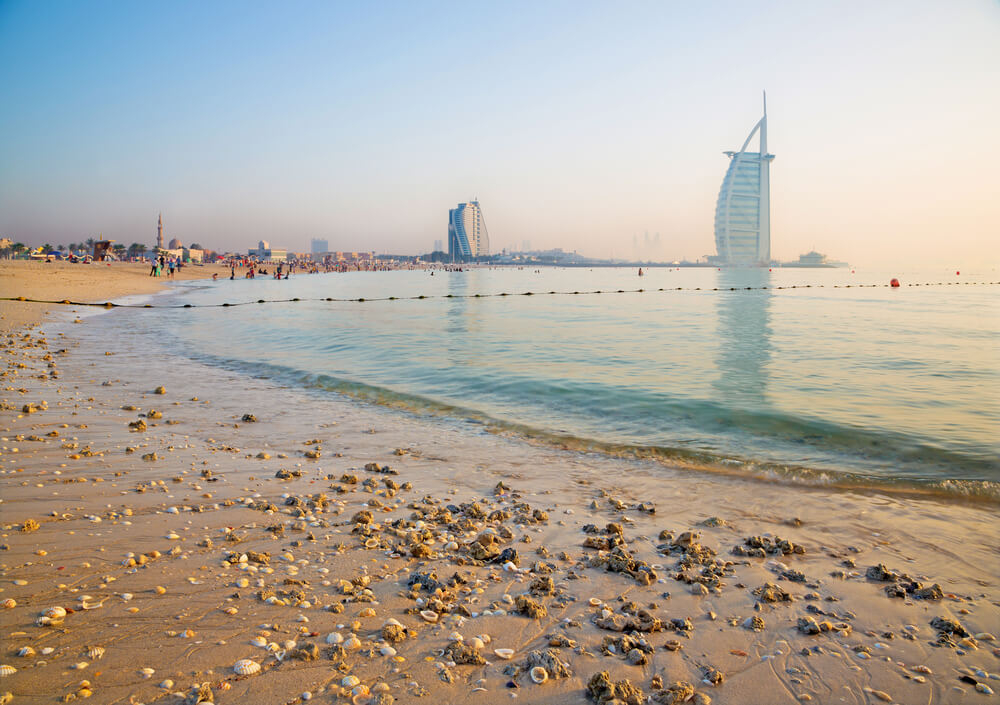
[890,278,900,287]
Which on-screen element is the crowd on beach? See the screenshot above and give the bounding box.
[148,254,184,277]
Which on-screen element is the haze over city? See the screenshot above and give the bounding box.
[1,0,997,267]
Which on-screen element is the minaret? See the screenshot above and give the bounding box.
[156,213,164,250]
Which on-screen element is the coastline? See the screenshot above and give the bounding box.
[0,268,997,704]
[0,260,222,333]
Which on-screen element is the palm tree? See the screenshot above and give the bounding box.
[84,237,96,254]
[12,242,27,258]
[135,243,147,258]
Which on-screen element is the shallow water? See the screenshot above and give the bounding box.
[117,265,998,498]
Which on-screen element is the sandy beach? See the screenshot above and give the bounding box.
[0,266,997,705]
[0,261,222,333]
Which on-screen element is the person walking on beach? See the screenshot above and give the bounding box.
[149,259,157,276]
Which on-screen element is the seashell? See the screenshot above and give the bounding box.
[43,606,67,619]
[351,694,370,705]
[233,658,261,675]
[325,632,344,645]
[265,642,281,653]
[140,667,155,677]
[223,606,239,615]
[1,599,15,609]
[477,634,492,644]
[251,636,268,647]
[359,607,376,618]
[379,646,396,657]
[17,647,35,657]
[341,675,361,688]
[383,618,403,627]
[344,636,362,651]
[588,598,602,606]
[40,647,54,655]
[448,631,464,642]
[0,665,17,677]
[159,679,174,689]
[468,637,485,650]
[419,610,438,623]
[86,646,105,660]
[120,593,133,602]
[282,640,297,651]
[494,648,515,660]
[352,685,369,697]
[364,538,379,549]
[530,666,548,684]
[72,662,89,669]
[445,541,459,551]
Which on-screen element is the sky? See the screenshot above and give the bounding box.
[0,0,997,267]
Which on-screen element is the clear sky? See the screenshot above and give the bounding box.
[1,0,997,266]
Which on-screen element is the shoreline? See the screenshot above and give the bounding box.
[0,260,222,333]
[0,268,997,704]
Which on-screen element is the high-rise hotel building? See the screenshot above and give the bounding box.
[448,200,490,260]
[714,94,774,265]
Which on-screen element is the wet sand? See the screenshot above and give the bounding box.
[0,274,998,705]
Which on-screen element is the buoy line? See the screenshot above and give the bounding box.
[1,280,997,310]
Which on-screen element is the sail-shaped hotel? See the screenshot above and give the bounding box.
[448,200,490,260]
[713,94,774,266]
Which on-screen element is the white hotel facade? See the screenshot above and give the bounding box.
[714,94,774,266]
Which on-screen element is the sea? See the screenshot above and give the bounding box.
[99,265,1000,500]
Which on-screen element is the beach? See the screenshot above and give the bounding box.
[0,265,997,705]
[0,261,221,333]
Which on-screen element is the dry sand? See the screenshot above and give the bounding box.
[0,260,221,333]
[0,265,997,705]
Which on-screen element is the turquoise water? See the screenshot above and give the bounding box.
[141,266,998,498]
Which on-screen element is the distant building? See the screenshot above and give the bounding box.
[249,240,287,262]
[786,251,848,268]
[156,213,164,250]
[433,239,443,253]
[311,238,329,254]
[448,200,490,260]
[168,238,183,250]
[714,93,774,266]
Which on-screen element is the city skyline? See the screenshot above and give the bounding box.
[0,1,997,267]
